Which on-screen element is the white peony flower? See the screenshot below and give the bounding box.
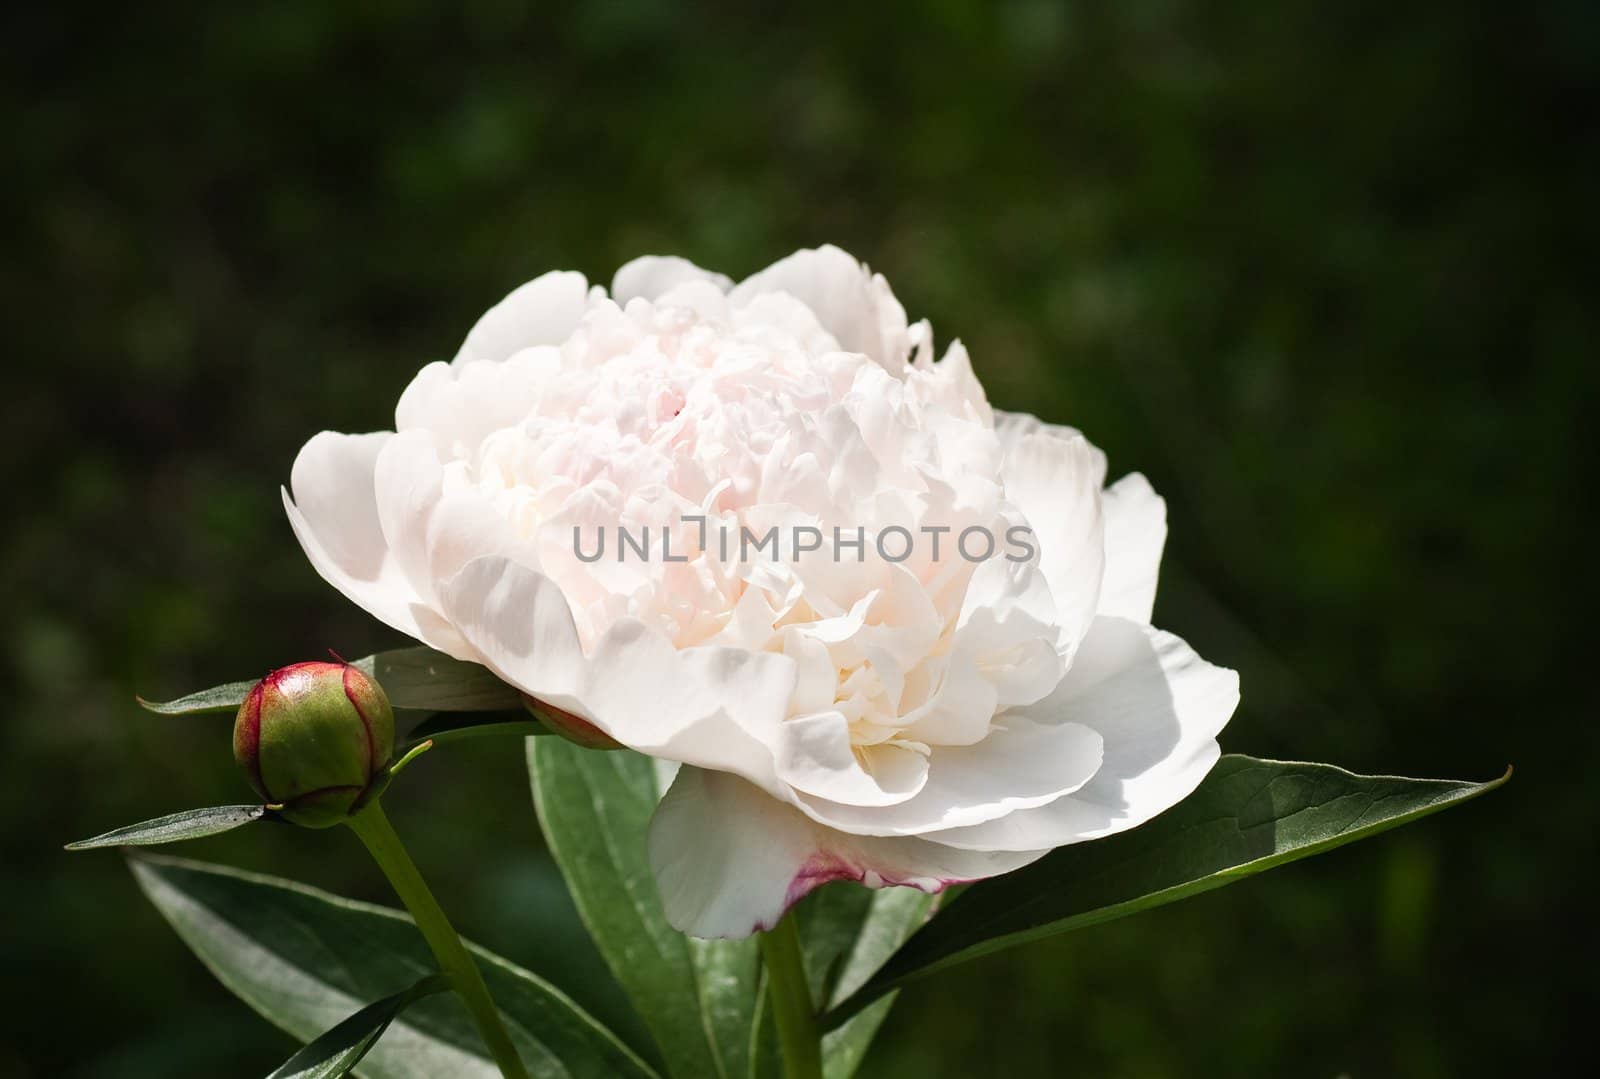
[284,246,1240,938]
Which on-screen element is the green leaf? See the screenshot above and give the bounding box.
[825,755,1510,1027]
[359,648,522,713]
[818,888,935,1079]
[792,884,875,1002]
[403,710,551,748]
[66,805,265,850]
[137,647,520,716]
[137,679,258,716]
[266,974,449,1079]
[529,741,758,1079]
[132,854,660,1079]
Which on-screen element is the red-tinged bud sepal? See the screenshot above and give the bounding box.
[520,693,622,750]
[234,661,396,828]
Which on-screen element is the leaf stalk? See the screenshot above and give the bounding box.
[347,798,529,1079]
[760,913,823,1079]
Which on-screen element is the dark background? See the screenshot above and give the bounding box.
[2,2,1592,1075]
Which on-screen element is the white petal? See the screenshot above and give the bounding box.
[282,431,467,655]
[792,716,1103,836]
[611,255,733,303]
[371,431,530,609]
[728,246,910,372]
[649,766,1048,939]
[396,350,562,453]
[897,646,998,747]
[774,711,929,807]
[437,556,795,791]
[650,767,817,938]
[453,271,590,366]
[1099,473,1167,623]
[731,292,842,356]
[925,616,1238,852]
[648,280,728,322]
[993,409,1107,487]
[999,430,1106,651]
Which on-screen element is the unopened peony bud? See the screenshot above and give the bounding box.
[521,694,621,750]
[234,661,395,828]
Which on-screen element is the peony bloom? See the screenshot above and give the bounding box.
[284,246,1239,938]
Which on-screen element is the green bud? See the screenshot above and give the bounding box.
[520,693,621,750]
[234,661,395,828]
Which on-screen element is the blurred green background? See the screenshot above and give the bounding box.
[3,2,1591,1075]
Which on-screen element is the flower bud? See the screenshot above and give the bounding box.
[520,694,621,750]
[234,661,395,828]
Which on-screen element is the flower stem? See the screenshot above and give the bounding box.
[347,799,529,1079]
[760,914,822,1079]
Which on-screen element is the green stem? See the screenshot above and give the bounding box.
[760,914,823,1079]
[347,799,529,1079]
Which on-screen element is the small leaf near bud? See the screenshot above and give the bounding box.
[234,661,396,828]
[521,694,622,750]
